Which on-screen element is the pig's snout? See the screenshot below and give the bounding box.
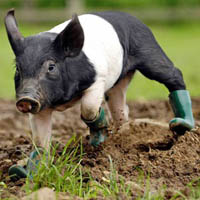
[16,97,41,114]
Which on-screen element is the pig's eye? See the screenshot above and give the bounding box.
[46,61,59,79]
[48,63,55,72]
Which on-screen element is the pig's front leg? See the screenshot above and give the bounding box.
[81,81,108,146]
[81,81,105,120]
[8,109,53,180]
[29,109,53,150]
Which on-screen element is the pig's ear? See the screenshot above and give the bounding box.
[4,9,24,56]
[53,14,84,57]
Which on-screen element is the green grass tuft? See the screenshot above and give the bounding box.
[24,137,93,198]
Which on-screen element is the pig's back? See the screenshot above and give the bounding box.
[49,13,125,91]
[93,11,162,80]
[48,11,155,91]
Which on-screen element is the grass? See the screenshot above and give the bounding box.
[23,137,91,197]
[1,138,200,199]
[21,143,200,200]
[0,22,200,100]
[22,138,134,199]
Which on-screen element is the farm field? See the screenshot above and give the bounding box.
[0,98,200,199]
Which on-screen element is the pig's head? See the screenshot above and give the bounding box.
[5,9,95,114]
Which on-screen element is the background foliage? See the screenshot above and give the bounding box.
[1,0,200,8]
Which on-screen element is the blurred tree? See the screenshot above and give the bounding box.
[85,0,200,8]
[35,0,65,8]
[163,0,179,7]
[1,0,200,9]
[0,0,23,8]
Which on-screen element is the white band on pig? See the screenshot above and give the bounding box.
[48,14,124,92]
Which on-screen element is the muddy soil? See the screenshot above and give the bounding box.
[0,98,200,199]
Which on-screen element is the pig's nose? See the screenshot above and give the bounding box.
[16,97,41,114]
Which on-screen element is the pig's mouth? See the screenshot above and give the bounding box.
[16,97,41,114]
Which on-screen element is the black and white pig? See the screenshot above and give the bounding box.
[5,9,194,150]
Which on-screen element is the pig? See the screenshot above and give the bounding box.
[5,9,194,152]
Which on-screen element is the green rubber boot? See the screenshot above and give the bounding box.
[82,107,108,147]
[9,148,44,181]
[9,165,28,181]
[26,148,45,176]
[169,90,195,134]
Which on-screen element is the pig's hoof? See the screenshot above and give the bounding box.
[26,150,41,174]
[169,118,194,135]
[89,133,106,147]
[26,148,47,176]
[9,165,29,181]
[9,148,45,181]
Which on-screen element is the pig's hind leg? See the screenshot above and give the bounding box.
[135,48,194,133]
[135,52,186,92]
[106,72,134,131]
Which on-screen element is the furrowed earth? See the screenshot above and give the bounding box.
[0,98,200,199]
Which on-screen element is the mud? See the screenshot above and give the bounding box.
[0,98,200,199]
